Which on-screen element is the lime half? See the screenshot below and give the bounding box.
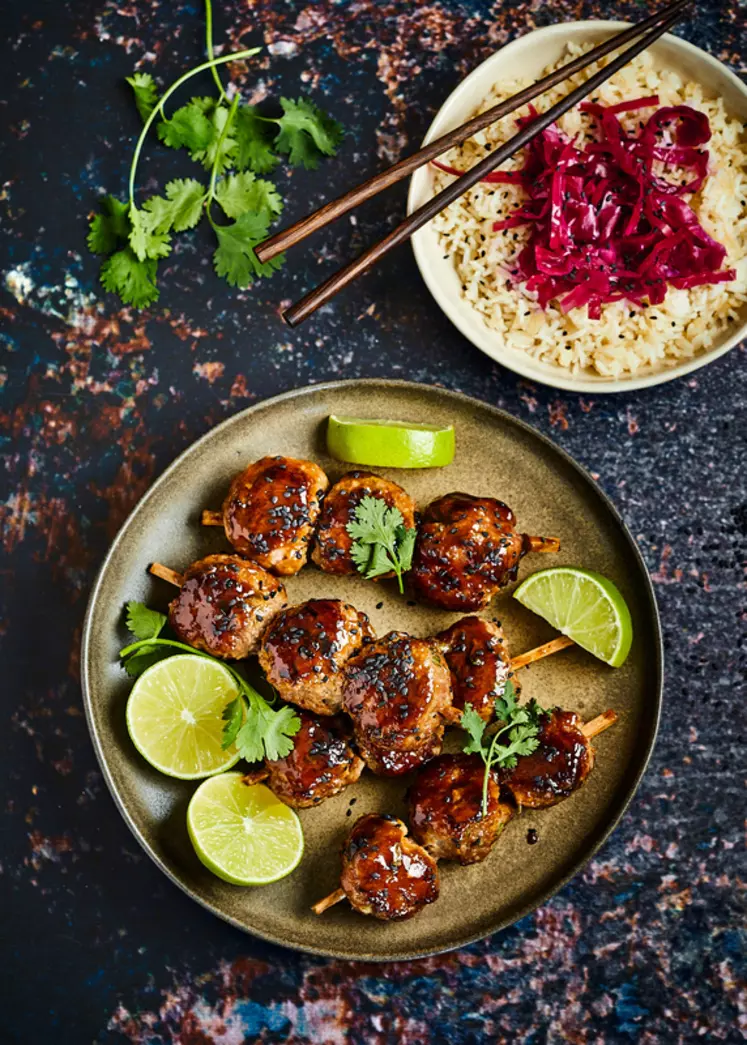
[126,654,243,779]
[188,775,303,886]
[327,415,455,468]
[514,567,633,667]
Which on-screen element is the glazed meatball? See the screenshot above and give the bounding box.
[339,815,439,920]
[436,616,518,722]
[264,711,364,808]
[221,456,328,575]
[168,554,288,659]
[409,493,526,611]
[312,471,417,576]
[503,709,594,809]
[258,599,375,716]
[408,754,514,864]
[342,632,453,776]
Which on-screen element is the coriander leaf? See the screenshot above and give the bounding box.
[234,701,301,762]
[190,102,237,173]
[507,724,541,758]
[87,195,130,255]
[494,679,518,722]
[221,696,244,750]
[215,171,283,221]
[346,496,415,591]
[143,178,206,233]
[525,697,550,726]
[100,248,159,307]
[350,542,373,572]
[274,96,344,170]
[213,210,283,288]
[362,543,396,580]
[157,99,214,152]
[347,495,400,548]
[394,524,416,573]
[125,601,167,640]
[126,72,159,122]
[260,704,302,761]
[122,647,170,678]
[460,704,487,754]
[129,205,171,261]
[233,105,279,173]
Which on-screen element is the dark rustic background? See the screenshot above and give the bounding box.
[1,1,745,1042]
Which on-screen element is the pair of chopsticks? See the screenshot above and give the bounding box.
[256,0,691,326]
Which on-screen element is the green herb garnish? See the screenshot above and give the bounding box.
[88,0,343,307]
[460,681,547,815]
[346,495,417,595]
[119,601,300,762]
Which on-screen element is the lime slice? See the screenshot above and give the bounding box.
[187,775,303,886]
[327,415,455,468]
[514,567,633,667]
[126,654,243,780]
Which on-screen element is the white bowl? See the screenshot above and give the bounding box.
[408,21,747,393]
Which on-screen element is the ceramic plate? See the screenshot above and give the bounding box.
[82,379,662,960]
[408,22,747,393]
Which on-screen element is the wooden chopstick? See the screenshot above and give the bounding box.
[256,0,689,267]
[280,4,689,327]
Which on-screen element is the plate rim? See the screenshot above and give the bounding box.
[81,377,664,960]
[408,20,747,394]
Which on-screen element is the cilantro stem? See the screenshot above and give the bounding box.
[206,93,240,229]
[120,636,264,706]
[204,0,227,103]
[127,48,261,211]
[481,720,513,815]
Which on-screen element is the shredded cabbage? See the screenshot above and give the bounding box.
[437,99,735,318]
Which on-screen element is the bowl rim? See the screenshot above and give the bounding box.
[408,20,747,394]
[81,377,664,960]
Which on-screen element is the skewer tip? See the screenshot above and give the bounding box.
[312,887,346,916]
[582,709,618,739]
[525,535,561,554]
[149,562,184,587]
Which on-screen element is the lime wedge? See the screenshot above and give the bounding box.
[126,654,243,779]
[514,567,633,667]
[327,415,455,468]
[187,775,303,885]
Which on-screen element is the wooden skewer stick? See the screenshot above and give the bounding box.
[149,562,184,587]
[312,887,346,915]
[202,510,223,526]
[509,634,574,671]
[582,710,618,739]
[525,535,561,554]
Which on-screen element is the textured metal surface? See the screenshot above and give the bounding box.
[1,0,745,1041]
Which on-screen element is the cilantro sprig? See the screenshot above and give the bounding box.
[460,681,548,815]
[88,0,343,307]
[120,600,301,762]
[346,495,417,595]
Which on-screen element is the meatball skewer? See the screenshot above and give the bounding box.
[410,493,560,611]
[312,814,439,920]
[312,710,616,918]
[148,557,288,659]
[258,598,375,716]
[436,615,574,723]
[241,710,364,809]
[312,471,417,577]
[201,455,329,576]
[342,631,455,776]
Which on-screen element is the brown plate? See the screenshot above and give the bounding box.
[81,379,662,960]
